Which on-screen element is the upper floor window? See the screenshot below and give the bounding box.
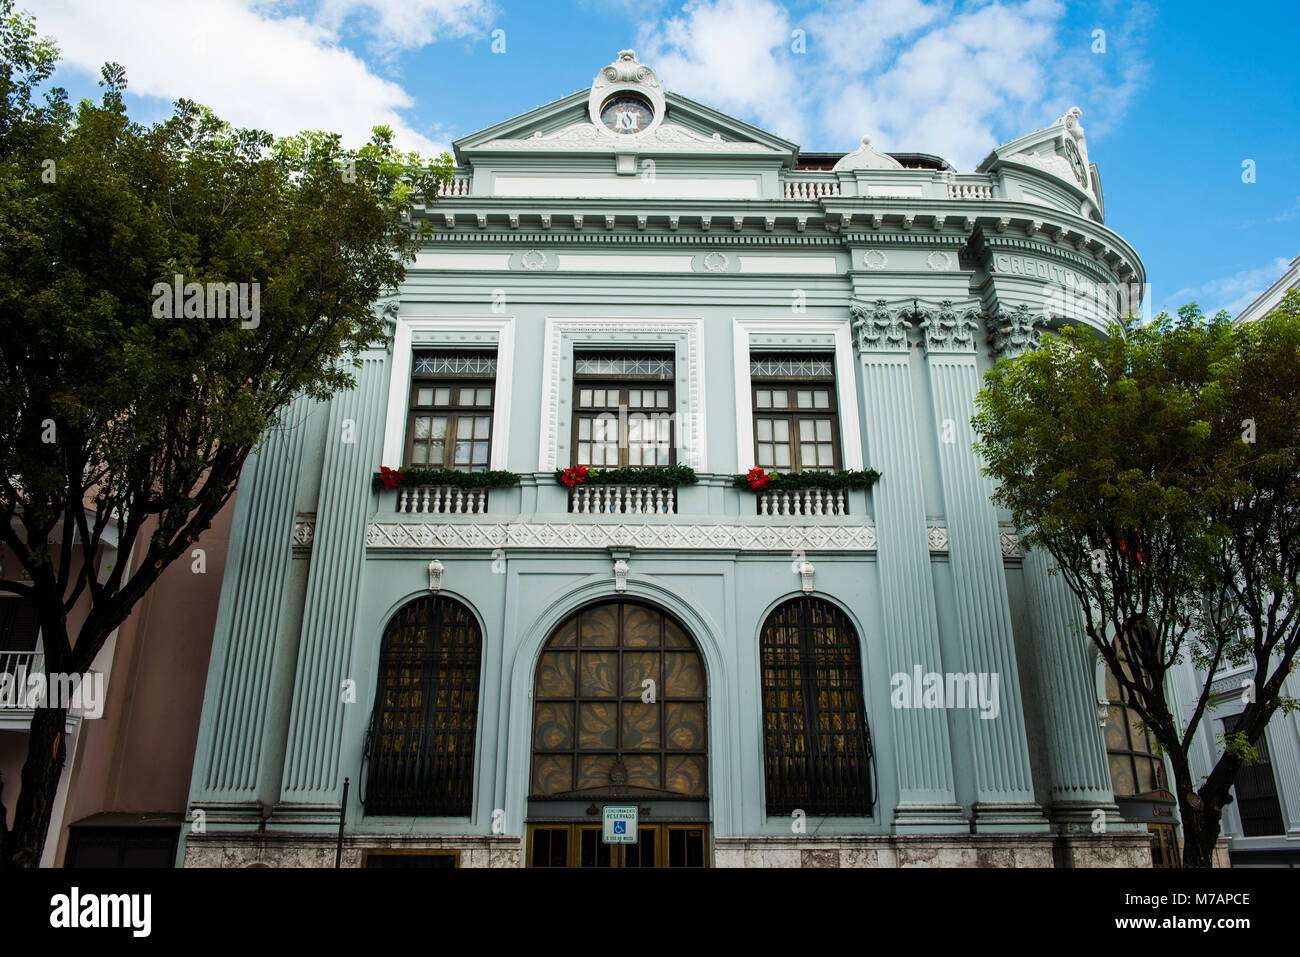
[750,353,839,473]
[406,351,496,472]
[572,352,674,468]
[1222,714,1285,837]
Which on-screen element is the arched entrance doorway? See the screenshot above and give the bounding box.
[526,599,709,867]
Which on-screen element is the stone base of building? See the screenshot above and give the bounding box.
[184,830,1166,868]
[183,832,522,868]
[712,835,1060,868]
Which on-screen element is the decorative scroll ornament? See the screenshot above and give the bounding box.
[375,298,400,352]
[797,560,816,594]
[850,299,909,352]
[988,304,1043,358]
[602,49,660,86]
[927,525,949,552]
[613,557,630,593]
[919,300,980,353]
[428,558,444,592]
[1097,698,1109,728]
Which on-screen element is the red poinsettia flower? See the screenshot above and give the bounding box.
[379,466,402,489]
[747,467,772,490]
[1118,528,1144,563]
[561,465,590,487]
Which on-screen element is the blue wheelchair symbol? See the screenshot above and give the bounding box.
[613,821,626,834]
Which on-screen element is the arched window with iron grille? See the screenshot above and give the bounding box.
[760,596,873,816]
[364,596,482,816]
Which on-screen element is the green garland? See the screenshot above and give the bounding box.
[373,467,521,491]
[555,464,698,487]
[732,468,881,491]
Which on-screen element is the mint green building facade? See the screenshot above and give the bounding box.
[183,52,1153,868]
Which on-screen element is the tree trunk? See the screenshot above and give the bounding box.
[1176,788,1225,868]
[2,706,68,868]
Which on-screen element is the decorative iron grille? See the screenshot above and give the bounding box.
[574,352,674,380]
[760,596,873,816]
[413,351,497,377]
[364,596,481,816]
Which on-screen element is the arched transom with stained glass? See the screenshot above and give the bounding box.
[530,601,707,800]
[761,596,873,816]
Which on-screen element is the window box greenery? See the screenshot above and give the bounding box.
[733,467,881,492]
[555,464,698,488]
[373,467,521,491]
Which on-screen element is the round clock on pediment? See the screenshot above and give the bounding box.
[600,94,653,135]
[1063,138,1088,187]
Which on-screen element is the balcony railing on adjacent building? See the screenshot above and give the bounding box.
[755,487,849,516]
[569,485,677,515]
[395,486,490,514]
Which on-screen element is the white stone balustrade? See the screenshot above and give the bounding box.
[436,177,471,197]
[569,485,677,515]
[396,486,490,514]
[948,182,994,200]
[782,179,841,200]
[756,487,848,516]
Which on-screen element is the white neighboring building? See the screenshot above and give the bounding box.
[1236,253,1300,322]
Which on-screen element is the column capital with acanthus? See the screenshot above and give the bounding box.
[850,298,910,353]
[987,304,1045,359]
[918,300,981,355]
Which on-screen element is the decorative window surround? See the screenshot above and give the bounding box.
[732,319,864,473]
[382,316,516,470]
[538,317,705,471]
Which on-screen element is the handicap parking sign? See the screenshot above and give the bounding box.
[602,805,638,844]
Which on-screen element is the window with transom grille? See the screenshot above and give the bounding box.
[750,352,839,472]
[364,596,482,816]
[760,596,873,816]
[530,600,707,800]
[572,352,674,468]
[406,350,496,471]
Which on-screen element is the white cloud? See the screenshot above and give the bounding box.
[25,0,493,153]
[637,0,805,143]
[635,0,1153,170]
[1160,257,1293,318]
[312,0,497,55]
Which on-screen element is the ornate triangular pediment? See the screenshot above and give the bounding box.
[454,50,796,165]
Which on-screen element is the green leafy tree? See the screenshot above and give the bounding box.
[973,292,1300,868]
[0,2,451,866]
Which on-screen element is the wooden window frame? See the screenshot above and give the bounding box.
[750,354,841,474]
[405,351,497,472]
[570,353,676,469]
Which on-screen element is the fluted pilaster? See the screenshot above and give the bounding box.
[851,300,962,828]
[923,302,1043,829]
[988,306,1118,821]
[195,397,311,802]
[279,351,389,812]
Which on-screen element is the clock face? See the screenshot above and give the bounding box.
[600,95,653,135]
[1064,139,1088,187]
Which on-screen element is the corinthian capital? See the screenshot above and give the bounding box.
[850,298,910,352]
[987,304,1044,358]
[919,300,981,354]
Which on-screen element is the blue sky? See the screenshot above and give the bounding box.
[24,0,1300,316]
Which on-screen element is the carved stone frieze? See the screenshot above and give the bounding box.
[365,522,879,553]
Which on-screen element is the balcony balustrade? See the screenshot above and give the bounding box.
[569,485,676,515]
[395,486,490,514]
[755,487,849,517]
